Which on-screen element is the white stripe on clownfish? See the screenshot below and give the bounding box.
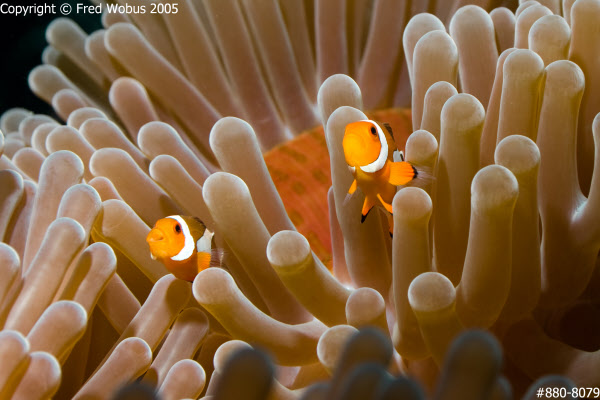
[196,228,214,253]
[167,215,195,261]
[357,120,388,173]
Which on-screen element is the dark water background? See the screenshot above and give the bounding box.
[0,0,101,116]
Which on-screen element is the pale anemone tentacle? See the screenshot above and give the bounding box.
[2,0,600,397]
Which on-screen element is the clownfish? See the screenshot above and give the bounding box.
[343,120,421,235]
[146,215,221,282]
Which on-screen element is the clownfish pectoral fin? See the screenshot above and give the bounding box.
[389,161,417,186]
[343,180,359,207]
[348,179,358,195]
[361,197,376,223]
[376,193,394,214]
[360,210,371,223]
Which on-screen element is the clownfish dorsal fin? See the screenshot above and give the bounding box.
[192,216,203,226]
[382,122,402,158]
[382,122,394,140]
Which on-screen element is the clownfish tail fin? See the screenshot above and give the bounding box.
[389,161,418,186]
[198,248,226,273]
[210,248,225,268]
[406,163,435,188]
[389,161,435,187]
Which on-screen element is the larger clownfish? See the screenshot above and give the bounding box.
[343,120,421,235]
[146,215,221,282]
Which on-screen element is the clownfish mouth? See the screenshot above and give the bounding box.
[146,227,174,260]
[343,134,367,167]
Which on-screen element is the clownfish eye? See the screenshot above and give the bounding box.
[370,126,377,135]
[174,224,181,234]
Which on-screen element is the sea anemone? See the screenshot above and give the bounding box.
[1,0,600,398]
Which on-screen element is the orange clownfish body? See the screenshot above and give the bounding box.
[343,120,418,234]
[146,215,219,282]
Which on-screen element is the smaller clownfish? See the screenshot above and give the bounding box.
[146,215,222,282]
[343,120,426,235]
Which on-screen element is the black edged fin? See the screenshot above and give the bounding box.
[403,162,435,188]
[184,215,206,230]
[383,122,401,151]
[361,207,373,223]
